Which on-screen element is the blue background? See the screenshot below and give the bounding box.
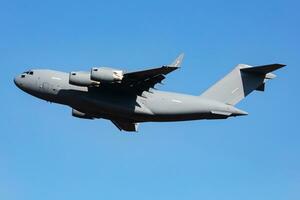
[1,0,299,199]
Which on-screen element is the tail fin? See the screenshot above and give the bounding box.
[200,64,286,105]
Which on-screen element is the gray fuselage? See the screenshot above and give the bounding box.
[14,69,246,122]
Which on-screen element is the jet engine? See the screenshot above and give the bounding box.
[69,71,98,87]
[72,109,94,119]
[90,67,123,83]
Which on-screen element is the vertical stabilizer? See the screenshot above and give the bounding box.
[200,64,285,105]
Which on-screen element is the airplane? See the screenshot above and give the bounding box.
[14,54,285,132]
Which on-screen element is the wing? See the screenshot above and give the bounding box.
[111,120,139,132]
[121,53,184,93]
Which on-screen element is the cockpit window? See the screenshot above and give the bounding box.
[21,74,25,78]
[22,71,34,75]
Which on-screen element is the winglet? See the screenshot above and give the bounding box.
[170,53,184,68]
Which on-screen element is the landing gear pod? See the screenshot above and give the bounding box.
[91,67,123,83]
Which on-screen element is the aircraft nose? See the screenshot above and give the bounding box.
[14,75,23,88]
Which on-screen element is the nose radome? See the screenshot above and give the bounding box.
[14,76,18,86]
[14,76,22,88]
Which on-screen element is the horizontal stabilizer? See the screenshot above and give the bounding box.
[240,64,286,74]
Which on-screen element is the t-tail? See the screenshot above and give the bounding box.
[200,63,286,105]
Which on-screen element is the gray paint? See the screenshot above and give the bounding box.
[200,63,284,105]
[14,55,285,132]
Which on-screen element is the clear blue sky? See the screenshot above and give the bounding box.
[0,0,299,199]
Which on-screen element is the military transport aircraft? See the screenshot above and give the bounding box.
[14,54,285,132]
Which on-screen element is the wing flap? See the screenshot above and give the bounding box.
[111,120,139,132]
[121,53,184,93]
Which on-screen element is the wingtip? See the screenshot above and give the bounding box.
[276,63,286,67]
[178,52,185,57]
[170,53,184,68]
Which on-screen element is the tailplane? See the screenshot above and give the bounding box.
[200,63,286,105]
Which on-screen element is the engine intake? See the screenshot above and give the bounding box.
[69,71,98,87]
[91,67,123,83]
[72,109,94,119]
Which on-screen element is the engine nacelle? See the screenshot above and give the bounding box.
[69,71,98,87]
[72,109,94,119]
[90,67,123,83]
